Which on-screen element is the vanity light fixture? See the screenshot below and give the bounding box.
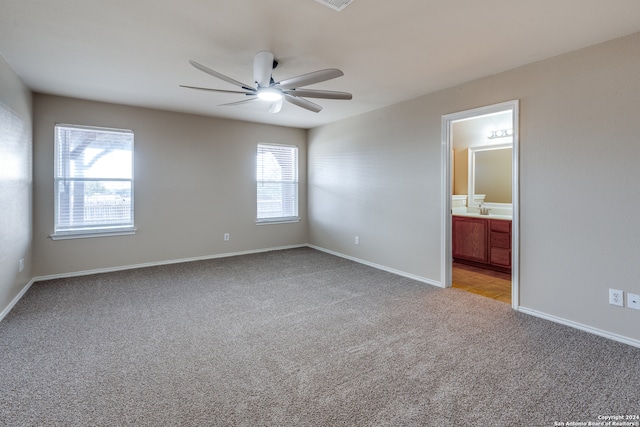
[487,128,513,139]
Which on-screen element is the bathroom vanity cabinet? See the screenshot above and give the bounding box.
[452,215,511,272]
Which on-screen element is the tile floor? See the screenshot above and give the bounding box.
[452,262,512,303]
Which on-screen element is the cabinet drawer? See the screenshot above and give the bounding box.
[490,219,511,233]
[490,248,511,267]
[490,232,510,249]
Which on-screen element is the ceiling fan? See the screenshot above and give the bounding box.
[180,51,352,114]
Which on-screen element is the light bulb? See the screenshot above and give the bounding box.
[257,87,282,101]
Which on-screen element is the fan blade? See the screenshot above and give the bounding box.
[180,85,254,95]
[284,94,322,113]
[277,69,344,90]
[284,88,352,100]
[268,98,284,114]
[219,97,258,107]
[189,60,255,91]
[254,51,274,88]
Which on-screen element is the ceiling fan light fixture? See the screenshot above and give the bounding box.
[257,87,283,101]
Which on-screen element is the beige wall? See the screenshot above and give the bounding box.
[453,148,468,196]
[308,105,443,281]
[33,95,308,276]
[309,32,640,342]
[0,56,32,317]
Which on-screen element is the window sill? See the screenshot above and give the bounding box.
[256,218,301,226]
[50,228,137,240]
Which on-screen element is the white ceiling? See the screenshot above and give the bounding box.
[2,0,640,129]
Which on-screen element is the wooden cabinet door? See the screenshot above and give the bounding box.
[452,216,488,263]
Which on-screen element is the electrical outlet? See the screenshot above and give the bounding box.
[354,236,360,245]
[224,233,230,241]
[609,289,624,307]
[627,293,640,310]
[19,259,24,272]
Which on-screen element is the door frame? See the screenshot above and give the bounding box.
[441,100,520,309]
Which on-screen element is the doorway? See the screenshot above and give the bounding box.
[441,100,519,309]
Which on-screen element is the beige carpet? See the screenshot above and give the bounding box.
[1,247,638,426]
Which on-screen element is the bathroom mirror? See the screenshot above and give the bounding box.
[468,143,512,205]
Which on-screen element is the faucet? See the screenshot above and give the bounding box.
[479,202,491,215]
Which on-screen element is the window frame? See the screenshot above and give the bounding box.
[51,123,136,240]
[256,143,300,225]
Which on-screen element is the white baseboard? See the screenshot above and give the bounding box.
[31,244,308,282]
[307,244,443,288]
[0,278,37,323]
[517,306,640,349]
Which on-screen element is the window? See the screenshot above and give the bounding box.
[52,124,135,239]
[256,143,299,223]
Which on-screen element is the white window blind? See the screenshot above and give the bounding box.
[257,143,299,223]
[53,124,134,238]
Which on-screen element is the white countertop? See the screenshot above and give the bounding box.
[452,212,512,220]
